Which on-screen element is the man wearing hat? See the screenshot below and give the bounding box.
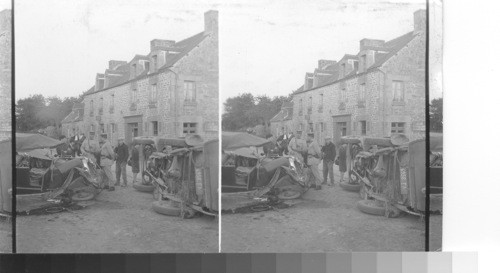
[114,137,129,187]
[100,133,116,191]
[321,136,336,186]
[80,132,100,163]
[306,132,323,190]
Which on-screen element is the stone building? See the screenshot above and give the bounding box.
[66,10,219,145]
[269,101,294,136]
[0,10,11,141]
[61,103,85,138]
[292,10,426,145]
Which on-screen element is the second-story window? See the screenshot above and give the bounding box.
[131,88,138,104]
[340,88,347,102]
[110,94,115,113]
[150,84,157,102]
[392,81,404,103]
[299,99,303,116]
[89,100,94,115]
[184,81,196,102]
[319,94,324,112]
[308,96,312,114]
[99,97,103,114]
[359,84,366,101]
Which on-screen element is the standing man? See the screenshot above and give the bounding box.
[100,134,116,191]
[288,131,306,163]
[80,132,99,162]
[321,136,336,187]
[114,138,129,187]
[306,133,322,190]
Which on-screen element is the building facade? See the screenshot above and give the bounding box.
[68,10,218,146]
[269,101,294,136]
[292,10,426,145]
[0,10,11,141]
[61,103,85,138]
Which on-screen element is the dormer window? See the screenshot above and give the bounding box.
[144,61,150,73]
[132,64,137,78]
[151,55,157,73]
[341,63,346,78]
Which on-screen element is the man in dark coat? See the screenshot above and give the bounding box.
[114,137,129,187]
[321,136,336,186]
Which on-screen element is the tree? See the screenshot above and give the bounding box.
[222,92,293,132]
[429,97,443,132]
[15,94,46,132]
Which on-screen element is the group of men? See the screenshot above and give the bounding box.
[57,132,131,191]
[287,131,337,190]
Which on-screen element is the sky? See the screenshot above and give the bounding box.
[13,0,437,102]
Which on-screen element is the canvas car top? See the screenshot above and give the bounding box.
[222,131,272,150]
[16,133,64,151]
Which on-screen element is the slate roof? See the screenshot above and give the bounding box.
[294,31,418,95]
[85,31,207,95]
[270,102,294,122]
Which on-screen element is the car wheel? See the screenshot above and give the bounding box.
[356,199,386,216]
[152,200,181,216]
[339,181,361,192]
[133,183,155,192]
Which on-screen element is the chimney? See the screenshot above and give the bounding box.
[204,10,218,35]
[413,9,426,34]
[150,39,175,52]
[359,39,385,51]
[108,60,127,70]
[95,73,105,91]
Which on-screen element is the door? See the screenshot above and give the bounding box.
[125,122,139,144]
[332,114,352,145]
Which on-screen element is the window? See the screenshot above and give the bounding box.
[183,122,197,135]
[361,55,367,72]
[340,88,347,102]
[338,122,347,136]
[392,81,404,102]
[306,78,313,89]
[391,122,405,134]
[184,81,196,102]
[299,99,303,115]
[90,124,94,132]
[99,97,103,114]
[144,61,150,73]
[131,88,138,103]
[359,84,366,101]
[110,94,115,113]
[151,55,157,72]
[111,123,116,133]
[100,124,105,134]
[320,122,325,132]
[307,96,312,114]
[319,94,324,112]
[360,121,367,135]
[308,122,313,133]
[151,121,159,136]
[132,64,137,78]
[341,63,346,78]
[89,100,94,116]
[150,84,157,102]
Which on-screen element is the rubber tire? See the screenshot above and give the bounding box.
[152,201,181,216]
[356,200,386,216]
[133,183,155,192]
[71,189,96,202]
[339,181,361,192]
[278,190,301,200]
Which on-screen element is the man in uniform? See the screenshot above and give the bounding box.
[321,136,336,186]
[100,134,116,191]
[306,133,323,190]
[288,131,306,164]
[80,132,100,162]
[114,138,129,187]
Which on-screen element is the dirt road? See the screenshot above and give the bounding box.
[222,172,425,252]
[16,169,218,253]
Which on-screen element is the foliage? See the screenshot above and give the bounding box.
[16,93,81,134]
[222,92,293,131]
[429,97,443,133]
